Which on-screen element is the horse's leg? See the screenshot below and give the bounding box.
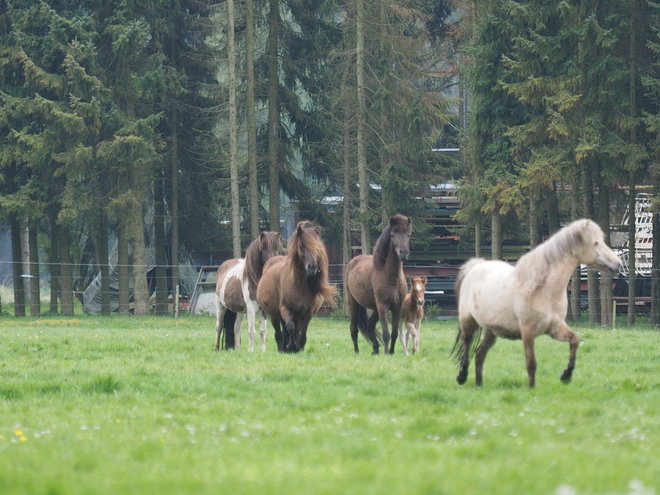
[377,304,391,355]
[296,311,314,352]
[366,310,380,354]
[412,320,421,354]
[474,330,497,387]
[246,303,257,353]
[214,303,226,352]
[522,332,537,388]
[272,319,283,352]
[400,321,413,357]
[456,317,477,385]
[233,312,245,349]
[280,307,297,353]
[389,306,402,355]
[258,311,268,353]
[548,321,580,384]
[346,291,361,354]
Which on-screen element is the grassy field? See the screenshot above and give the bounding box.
[1,312,659,495]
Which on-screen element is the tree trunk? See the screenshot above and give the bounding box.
[529,196,540,248]
[570,174,581,322]
[342,59,353,274]
[131,203,150,316]
[98,207,110,315]
[491,211,502,260]
[117,220,130,315]
[170,106,180,311]
[546,182,561,235]
[154,172,169,315]
[20,218,30,312]
[246,0,260,239]
[59,224,74,316]
[49,215,60,314]
[11,217,26,316]
[29,223,41,316]
[583,164,600,324]
[228,0,241,257]
[267,0,280,233]
[597,181,613,326]
[356,0,370,253]
[474,222,482,258]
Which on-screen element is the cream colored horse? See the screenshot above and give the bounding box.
[453,219,620,388]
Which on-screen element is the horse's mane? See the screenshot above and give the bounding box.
[288,221,338,304]
[373,214,410,269]
[514,219,595,294]
[244,231,281,300]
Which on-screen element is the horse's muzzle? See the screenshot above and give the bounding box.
[601,259,621,275]
[398,250,410,261]
[306,264,319,277]
[416,298,424,307]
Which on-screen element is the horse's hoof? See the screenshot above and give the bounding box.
[456,373,467,385]
[560,373,572,384]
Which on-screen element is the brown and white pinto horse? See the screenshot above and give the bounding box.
[401,276,426,356]
[452,219,620,388]
[345,214,412,354]
[214,231,282,352]
[257,221,337,353]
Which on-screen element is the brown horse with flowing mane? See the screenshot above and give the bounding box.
[345,214,412,354]
[257,221,337,353]
[214,231,282,352]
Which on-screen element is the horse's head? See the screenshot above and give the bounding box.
[389,214,412,261]
[576,220,621,275]
[410,276,427,306]
[259,231,283,264]
[290,221,325,277]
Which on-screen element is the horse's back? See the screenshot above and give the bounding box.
[216,258,247,312]
[458,259,521,335]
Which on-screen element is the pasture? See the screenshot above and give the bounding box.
[1,314,659,494]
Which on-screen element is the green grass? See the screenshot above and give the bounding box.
[1,314,660,494]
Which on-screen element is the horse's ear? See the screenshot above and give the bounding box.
[259,231,266,240]
[421,276,427,284]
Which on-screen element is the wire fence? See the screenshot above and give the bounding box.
[0,258,658,319]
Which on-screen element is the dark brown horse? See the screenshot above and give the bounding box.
[214,231,282,352]
[345,214,412,354]
[256,221,337,353]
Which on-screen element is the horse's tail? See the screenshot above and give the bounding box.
[223,310,237,349]
[450,325,482,365]
[451,258,486,365]
[356,306,383,346]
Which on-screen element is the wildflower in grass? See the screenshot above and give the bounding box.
[14,429,27,442]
